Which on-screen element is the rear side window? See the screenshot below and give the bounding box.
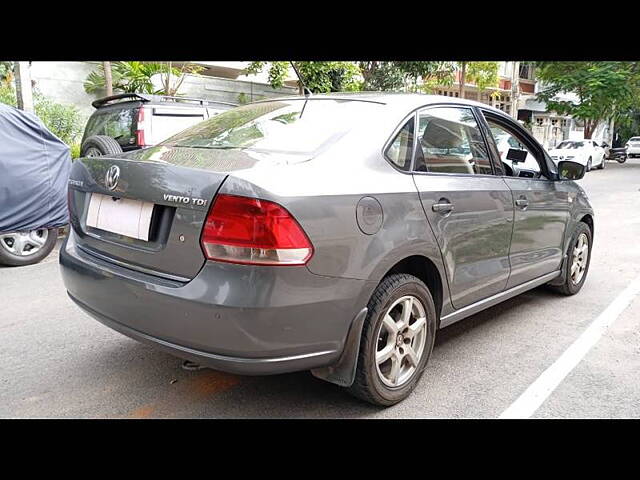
[385,118,415,171]
[414,107,492,175]
[84,107,137,146]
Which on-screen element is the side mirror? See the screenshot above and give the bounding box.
[557,160,585,180]
[506,148,528,163]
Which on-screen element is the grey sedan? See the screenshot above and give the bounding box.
[60,93,594,406]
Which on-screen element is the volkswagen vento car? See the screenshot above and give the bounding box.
[59,93,594,406]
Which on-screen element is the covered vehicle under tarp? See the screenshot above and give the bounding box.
[0,103,71,233]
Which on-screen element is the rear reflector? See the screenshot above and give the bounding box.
[200,194,313,266]
[136,107,146,147]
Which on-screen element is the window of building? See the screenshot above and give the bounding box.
[385,118,415,171]
[519,64,532,80]
[414,107,492,175]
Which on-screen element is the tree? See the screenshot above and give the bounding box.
[457,61,499,99]
[84,61,203,96]
[158,61,204,96]
[103,61,113,96]
[359,61,456,92]
[247,61,361,93]
[535,62,640,139]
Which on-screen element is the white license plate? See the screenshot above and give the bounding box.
[86,193,154,241]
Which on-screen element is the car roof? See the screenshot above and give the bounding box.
[251,92,508,116]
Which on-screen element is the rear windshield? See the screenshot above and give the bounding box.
[162,99,383,155]
[629,137,640,142]
[84,106,137,146]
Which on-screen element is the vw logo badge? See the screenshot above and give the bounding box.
[105,165,120,191]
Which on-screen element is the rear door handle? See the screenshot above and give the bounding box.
[515,196,529,208]
[432,201,454,213]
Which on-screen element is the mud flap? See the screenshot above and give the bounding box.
[310,307,368,387]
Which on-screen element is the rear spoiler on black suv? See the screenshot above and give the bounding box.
[91,93,238,109]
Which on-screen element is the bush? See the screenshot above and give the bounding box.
[0,84,82,146]
[33,93,82,146]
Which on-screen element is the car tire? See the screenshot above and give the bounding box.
[347,273,437,407]
[599,156,605,169]
[0,228,58,267]
[549,222,592,296]
[586,157,592,171]
[81,135,123,157]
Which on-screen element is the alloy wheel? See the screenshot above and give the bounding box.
[0,229,49,257]
[570,232,589,284]
[375,295,428,388]
[85,147,103,157]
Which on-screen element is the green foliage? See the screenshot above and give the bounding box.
[33,91,83,145]
[247,61,362,93]
[0,83,16,106]
[0,61,14,84]
[70,142,82,159]
[465,62,499,94]
[84,61,182,95]
[535,62,640,138]
[0,83,82,146]
[360,61,456,92]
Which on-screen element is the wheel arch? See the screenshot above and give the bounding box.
[383,255,444,324]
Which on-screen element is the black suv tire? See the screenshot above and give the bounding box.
[81,135,123,157]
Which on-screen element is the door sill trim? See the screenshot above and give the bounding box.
[440,271,561,328]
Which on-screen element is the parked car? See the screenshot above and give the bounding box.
[548,140,606,171]
[0,104,70,266]
[80,93,237,157]
[625,136,640,158]
[601,142,627,163]
[60,94,594,406]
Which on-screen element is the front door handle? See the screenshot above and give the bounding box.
[515,196,529,209]
[432,200,454,214]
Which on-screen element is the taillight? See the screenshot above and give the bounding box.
[136,107,146,147]
[200,194,313,266]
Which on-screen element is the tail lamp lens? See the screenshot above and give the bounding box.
[200,194,313,266]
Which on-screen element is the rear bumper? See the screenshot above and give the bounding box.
[60,231,371,375]
[626,146,640,155]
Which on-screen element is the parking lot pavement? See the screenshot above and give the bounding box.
[1,159,639,418]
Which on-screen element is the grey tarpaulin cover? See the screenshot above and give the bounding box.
[0,103,71,233]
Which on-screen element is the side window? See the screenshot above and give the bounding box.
[485,118,543,178]
[385,117,415,171]
[415,107,492,175]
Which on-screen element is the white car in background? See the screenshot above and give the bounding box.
[548,140,606,171]
[625,136,640,158]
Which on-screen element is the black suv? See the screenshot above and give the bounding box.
[80,93,237,157]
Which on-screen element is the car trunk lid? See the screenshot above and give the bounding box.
[67,149,235,280]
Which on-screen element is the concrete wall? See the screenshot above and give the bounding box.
[30,61,102,122]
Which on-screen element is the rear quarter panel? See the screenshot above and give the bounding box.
[222,118,452,313]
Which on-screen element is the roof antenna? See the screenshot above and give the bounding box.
[290,61,312,97]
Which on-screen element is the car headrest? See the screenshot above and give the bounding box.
[422,119,465,149]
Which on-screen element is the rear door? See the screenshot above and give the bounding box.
[480,110,569,288]
[146,106,207,145]
[411,105,514,309]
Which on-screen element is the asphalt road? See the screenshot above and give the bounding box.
[2,159,639,418]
